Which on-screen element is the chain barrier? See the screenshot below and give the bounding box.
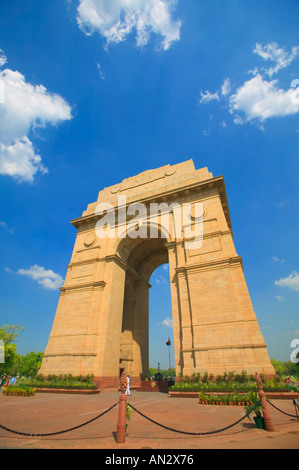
[267,400,298,419]
[0,402,118,437]
[2,396,296,439]
[127,400,261,436]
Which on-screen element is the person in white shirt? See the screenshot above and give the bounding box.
[125,374,131,396]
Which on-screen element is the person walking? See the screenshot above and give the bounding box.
[125,374,131,396]
[9,376,16,386]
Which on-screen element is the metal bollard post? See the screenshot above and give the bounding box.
[116,370,127,444]
[255,372,275,432]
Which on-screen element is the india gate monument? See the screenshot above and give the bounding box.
[39,160,275,387]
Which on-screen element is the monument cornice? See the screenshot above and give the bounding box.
[70,175,232,232]
[60,280,106,293]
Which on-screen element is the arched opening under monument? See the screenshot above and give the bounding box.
[118,233,172,386]
[148,263,174,373]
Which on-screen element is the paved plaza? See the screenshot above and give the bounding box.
[0,390,298,450]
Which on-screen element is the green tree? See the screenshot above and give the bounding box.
[0,324,25,375]
[283,360,299,377]
[148,367,175,378]
[0,324,25,345]
[20,352,43,377]
[271,358,299,378]
[1,343,17,375]
[271,359,287,376]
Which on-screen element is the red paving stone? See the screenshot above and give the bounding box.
[0,389,298,450]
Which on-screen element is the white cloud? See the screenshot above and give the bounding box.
[0,54,72,183]
[275,271,299,292]
[253,42,299,77]
[221,78,231,96]
[0,50,7,67]
[275,295,284,301]
[248,66,259,77]
[198,41,299,127]
[199,80,230,106]
[161,317,173,328]
[199,90,219,104]
[76,0,181,51]
[229,74,299,123]
[17,264,64,290]
[0,137,48,183]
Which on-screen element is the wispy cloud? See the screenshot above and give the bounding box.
[4,267,13,273]
[199,90,219,104]
[253,42,299,77]
[155,265,169,285]
[221,78,231,96]
[0,49,7,67]
[161,317,173,328]
[272,256,285,263]
[96,62,105,80]
[0,221,14,234]
[276,201,290,209]
[156,274,168,285]
[275,271,299,292]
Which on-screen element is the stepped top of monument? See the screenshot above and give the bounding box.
[82,159,218,217]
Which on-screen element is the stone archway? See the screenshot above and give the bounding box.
[39,160,275,388]
[118,236,168,386]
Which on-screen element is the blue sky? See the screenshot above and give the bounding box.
[0,0,298,370]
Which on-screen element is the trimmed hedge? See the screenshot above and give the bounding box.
[170,381,292,392]
[3,385,36,396]
[19,373,97,390]
[30,383,97,390]
[199,391,254,405]
[170,371,293,393]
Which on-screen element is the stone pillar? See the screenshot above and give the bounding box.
[93,256,127,388]
[131,280,150,382]
[176,269,195,375]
